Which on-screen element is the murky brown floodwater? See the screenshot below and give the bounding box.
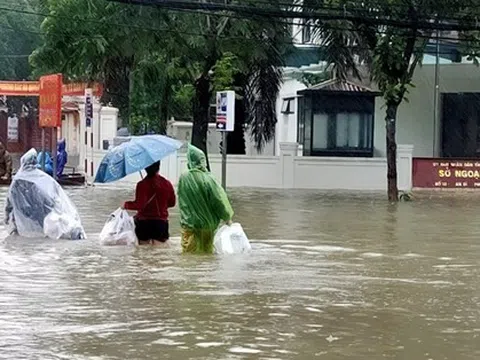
[0,186,479,360]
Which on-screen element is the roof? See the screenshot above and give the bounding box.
[298,78,379,95]
[62,101,79,113]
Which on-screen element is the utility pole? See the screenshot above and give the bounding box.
[433,28,440,157]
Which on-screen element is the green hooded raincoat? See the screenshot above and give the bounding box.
[178,144,233,253]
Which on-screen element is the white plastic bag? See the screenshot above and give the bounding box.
[99,208,137,246]
[214,222,252,254]
[44,212,86,240]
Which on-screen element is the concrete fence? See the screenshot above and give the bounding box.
[89,142,414,191]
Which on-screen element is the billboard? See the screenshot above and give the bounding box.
[39,74,63,128]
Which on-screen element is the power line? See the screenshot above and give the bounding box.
[160,6,469,44]
[0,3,474,46]
[108,0,480,32]
[0,1,477,64]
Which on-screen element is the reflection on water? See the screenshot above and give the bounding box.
[0,186,479,359]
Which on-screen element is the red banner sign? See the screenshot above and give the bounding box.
[0,81,40,96]
[413,158,480,188]
[0,80,103,97]
[39,74,63,128]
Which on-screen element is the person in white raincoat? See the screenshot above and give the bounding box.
[4,148,86,240]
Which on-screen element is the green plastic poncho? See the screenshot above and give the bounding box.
[178,144,234,253]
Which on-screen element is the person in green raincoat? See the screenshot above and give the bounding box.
[178,144,234,253]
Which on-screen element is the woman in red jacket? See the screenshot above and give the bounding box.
[123,161,176,245]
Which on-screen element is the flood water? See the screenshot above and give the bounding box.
[0,186,479,359]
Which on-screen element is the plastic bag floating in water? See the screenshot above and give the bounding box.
[214,223,251,254]
[99,208,137,246]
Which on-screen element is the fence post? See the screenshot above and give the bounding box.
[279,142,298,189]
[397,144,414,191]
[163,151,178,185]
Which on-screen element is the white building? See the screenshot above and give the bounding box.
[61,95,118,175]
[274,20,480,162]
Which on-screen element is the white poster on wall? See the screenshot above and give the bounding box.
[7,115,18,142]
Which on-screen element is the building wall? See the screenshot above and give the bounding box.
[166,121,275,157]
[0,111,53,170]
[374,63,480,158]
[275,77,307,155]
[276,62,480,159]
[78,104,118,176]
[90,142,414,192]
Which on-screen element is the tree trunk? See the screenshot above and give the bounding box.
[385,102,399,202]
[101,56,132,126]
[226,98,246,155]
[158,77,170,135]
[192,74,211,170]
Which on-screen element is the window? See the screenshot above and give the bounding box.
[281,98,295,114]
[311,112,373,156]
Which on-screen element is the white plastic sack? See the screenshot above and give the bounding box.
[99,208,137,246]
[5,148,86,240]
[214,222,252,254]
[44,212,86,240]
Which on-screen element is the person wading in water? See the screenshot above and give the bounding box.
[123,161,176,245]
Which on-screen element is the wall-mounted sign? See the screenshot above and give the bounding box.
[7,115,18,142]
[39,74,63,128]
[85,88,93,127]
[216,90,235,132]
[0,80,103,97]
[413,158,480,188]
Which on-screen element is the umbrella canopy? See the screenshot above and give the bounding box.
[94,135,183,183]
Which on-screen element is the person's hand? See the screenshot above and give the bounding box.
[226,219,233,226]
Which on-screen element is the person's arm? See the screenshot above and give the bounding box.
[208,177,234,224]
[4,195,12,224]
[167,181,176,208]
[124,182,147,211]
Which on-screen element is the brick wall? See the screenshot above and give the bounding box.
[0,112,53,155]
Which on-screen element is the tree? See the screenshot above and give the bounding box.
[30,0,170,125]
[302,0,473,201]
[0,0,42,80]
[110,0,290,164]
[33,0,289,162]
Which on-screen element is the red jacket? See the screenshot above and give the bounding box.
[124,174,176,221]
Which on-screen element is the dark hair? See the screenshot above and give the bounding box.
[145,161,160,178]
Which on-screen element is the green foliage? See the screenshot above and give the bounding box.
[370,32,425,105]
[306,0,472,106]
[30,0,168,122]
[0,0,42,80]
[212,52,241,93]
[29,0,288,152]
[302,0,473,200]
[292,71,331,87]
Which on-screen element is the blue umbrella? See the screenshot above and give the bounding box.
[94,135,183,183]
